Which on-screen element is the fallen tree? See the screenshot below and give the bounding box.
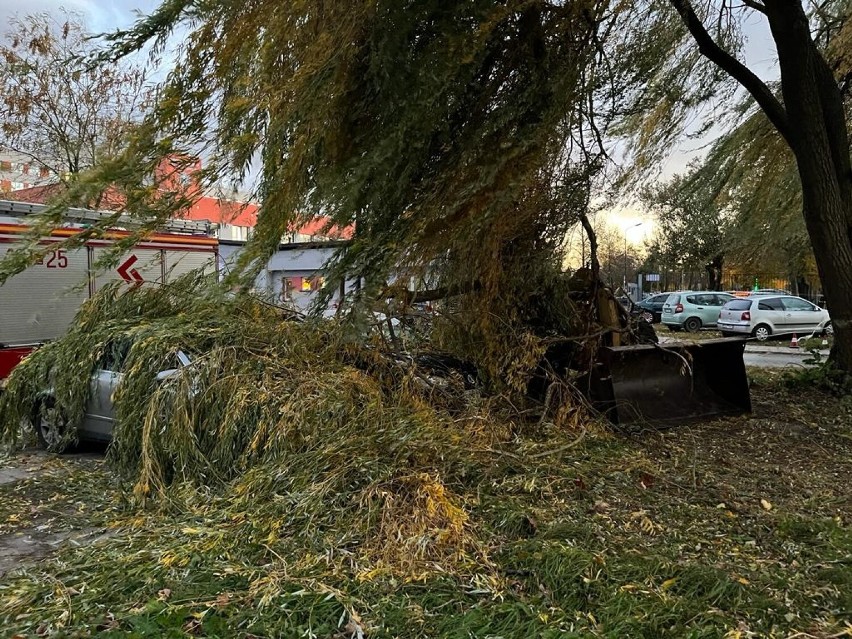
[1,286,849,636]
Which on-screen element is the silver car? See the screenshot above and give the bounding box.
[717,295,832,341]
[35,342,190,450]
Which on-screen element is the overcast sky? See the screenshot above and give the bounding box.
[0,0,158,34]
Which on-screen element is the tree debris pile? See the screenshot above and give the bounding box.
[0,275,595,579]
[1,369,850,637]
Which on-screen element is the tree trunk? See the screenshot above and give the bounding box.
[765,2,852,372]
[669,0,852,373]
[704,254,723,291]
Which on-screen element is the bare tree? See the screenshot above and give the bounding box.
[0,11,151,188]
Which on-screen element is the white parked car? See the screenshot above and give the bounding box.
[717,295,832,341]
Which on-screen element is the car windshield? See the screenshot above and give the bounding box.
[724,299,751,310]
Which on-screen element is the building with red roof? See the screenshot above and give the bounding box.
[2,155,353,242]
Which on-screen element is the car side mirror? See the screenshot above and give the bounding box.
[156,369,178,382]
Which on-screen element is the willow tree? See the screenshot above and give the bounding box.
[4,0,852,373]
[617,0,852,371]
[0,0,626,382]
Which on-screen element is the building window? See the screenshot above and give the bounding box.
[10,181,24,190]
[39,166,50,178]
[0,161,11,171]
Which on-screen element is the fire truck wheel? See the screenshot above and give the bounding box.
[34,397,69,452]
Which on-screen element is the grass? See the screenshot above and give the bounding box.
[1,373,850,638]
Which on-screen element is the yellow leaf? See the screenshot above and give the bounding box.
[760,499,772,511]
[661,578,678,590]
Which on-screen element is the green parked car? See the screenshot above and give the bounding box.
[661,291,735,332]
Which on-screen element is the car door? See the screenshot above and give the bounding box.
[690,294,717,326]
[781,297,820,334]
[756,297,787,333]
[81,369,118,440]
[80,340,129,441]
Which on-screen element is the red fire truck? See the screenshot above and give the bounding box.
[0,200,218,381]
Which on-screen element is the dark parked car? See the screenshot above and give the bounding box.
[633,293,671,324]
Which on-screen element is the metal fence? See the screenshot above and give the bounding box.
[641,271,824,304]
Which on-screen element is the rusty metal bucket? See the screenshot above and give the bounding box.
[589,338,751,426]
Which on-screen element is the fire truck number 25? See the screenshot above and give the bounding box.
[37,250,68,268]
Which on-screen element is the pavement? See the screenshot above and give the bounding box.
[745,343,830,356]
[0,450,109,579]
[743,344,829,368]
[656,334,830,368]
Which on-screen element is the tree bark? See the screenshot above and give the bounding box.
[704,254,723,291]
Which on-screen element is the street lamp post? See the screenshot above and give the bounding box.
[623,222,643,296]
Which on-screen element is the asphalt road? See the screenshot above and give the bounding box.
[657,334,829,368]
[743,345,829,368]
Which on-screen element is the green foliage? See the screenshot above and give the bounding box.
[782,356,852,396]
[627,3,852,290]
[646,103,814,282]
[2,276,550,577]
[92,1,610,298]
[606,2,742,180]
[0,1,639,369]
[641,169,728,283]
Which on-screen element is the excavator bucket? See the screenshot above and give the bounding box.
[589,338,751,426]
